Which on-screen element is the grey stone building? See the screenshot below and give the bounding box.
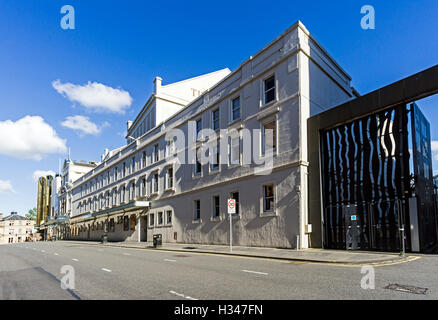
[66,21,356,249]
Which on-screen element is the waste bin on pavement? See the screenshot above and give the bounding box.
[101,234,108,244]
[153,234,162,247]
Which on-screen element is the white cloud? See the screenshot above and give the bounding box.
[0,180,15,194]
[432,140,438,152]
[0,116,67,160]
[61,115,109,136]
[33,170,56,182]
[52,80,133,113]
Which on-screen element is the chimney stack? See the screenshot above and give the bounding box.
[154,76,162,94]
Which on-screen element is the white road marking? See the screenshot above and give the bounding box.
[123,253,131,256]
[242,269,269,275]
[72,258,79,261]
[54,253,59,256]
[41,250,45,253]
[101,268,112,272]
[169,290,198,300]
[164,259,176,262]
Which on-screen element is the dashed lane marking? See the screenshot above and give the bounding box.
[242,269,269,275]
[169,290,198,300]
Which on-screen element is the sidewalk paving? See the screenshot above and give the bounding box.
[56,240,413,265]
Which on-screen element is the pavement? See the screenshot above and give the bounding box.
[56,240,412,265]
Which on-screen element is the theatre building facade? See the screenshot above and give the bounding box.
[65,21,357,249]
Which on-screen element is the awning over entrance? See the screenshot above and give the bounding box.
[69,201,150,224]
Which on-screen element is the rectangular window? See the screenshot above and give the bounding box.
[121,186,126,203]
[213,196,220,218]
[149,213,154,227]
[230,136,240,165]
[166,167,174,189]
[231,97,240,121]
[212,108,220,130]
[166,210,172,224]
[194,200,201,221]
[131,157,135,173]
[157,212,163,225]
[230,192,240,215]
[114,167,118,181]
[122,163,126,178]
[109,218,115,232]
[142,177,146,196]
[262,120,277,155]
[142,151,147,168]
[152,173,159,193]
[211,145,220,170]
[154,144,159,162]
[196,118,202,140]
[195,148,202,175]
[264,75,275,104]
[263,184,275,212]
[166,139,175,158]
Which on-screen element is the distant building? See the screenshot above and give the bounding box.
[0,212,35,244]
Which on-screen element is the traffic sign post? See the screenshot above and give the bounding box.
[227,199,236,252]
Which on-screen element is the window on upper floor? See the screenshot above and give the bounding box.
[229,136,240,165]
[194,147,202,175]
[142,151,147,168]
[154,144,159,163]
[131,157,135,174]
[166,167,174,189]
[263,75,276,105]
[196,118,202,140]
[152,173,159,194]
[212,108,220,131]
[262,120,277,155]
[231,97,240,122]
[211,145,220,170]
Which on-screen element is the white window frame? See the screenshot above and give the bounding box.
[262,74,276,106]
[211,108,220,131]
[166,166,174,190]
[261,183,277,217]
[261,116,278,157]
[229,95,241,123]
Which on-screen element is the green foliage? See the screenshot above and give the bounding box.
[26,207,37,221]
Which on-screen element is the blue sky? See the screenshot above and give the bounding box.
[0,0,437,216]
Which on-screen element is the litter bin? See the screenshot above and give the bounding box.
[101,234,108,244]
[153,234,162,248]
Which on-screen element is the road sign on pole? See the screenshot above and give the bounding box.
[227,199,236,252]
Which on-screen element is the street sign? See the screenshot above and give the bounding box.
[227,199,236,214]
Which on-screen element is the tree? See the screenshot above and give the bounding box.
[26,208,37,221]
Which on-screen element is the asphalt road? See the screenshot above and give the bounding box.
[1,241,437,300]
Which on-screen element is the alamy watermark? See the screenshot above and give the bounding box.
[361,5,375,30]
[163,121,275,175]
[60,265,75,290]
[60,5,75,30]
[360,265,375,290]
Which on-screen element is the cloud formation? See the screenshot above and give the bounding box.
[0,116,67,160]
[52,80,133,113]
[0,180,15,194]
[33,170,56,182]
[61,115,109,136]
